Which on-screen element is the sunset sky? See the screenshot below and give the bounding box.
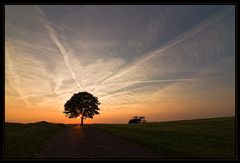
[5,5,235,124]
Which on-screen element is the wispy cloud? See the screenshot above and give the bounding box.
[5,48,29,105]
[101,7,234,85]
[44,24,84,91]
[5,5,235,123]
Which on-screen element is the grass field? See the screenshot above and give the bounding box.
[93,117,236,159]
[5,121,66,158]
[5,117,235,159]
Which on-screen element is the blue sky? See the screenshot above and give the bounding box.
[5,5,235,123]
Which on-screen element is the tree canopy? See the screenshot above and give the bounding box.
[63,92,100,126]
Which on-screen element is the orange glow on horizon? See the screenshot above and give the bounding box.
[5,91,235,124]
[5,5,235,124]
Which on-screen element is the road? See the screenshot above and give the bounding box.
[39,125,162,159]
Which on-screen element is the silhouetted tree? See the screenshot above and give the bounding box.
[63,92,100,126]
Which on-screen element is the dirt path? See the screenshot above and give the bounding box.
[39,125,162,158]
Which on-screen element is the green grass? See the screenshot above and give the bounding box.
[5,121,66,158]
[93,117,236,159]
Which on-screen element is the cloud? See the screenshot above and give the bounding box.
[44,24,84,91]
[5,5,235,121]
[101,7,234,85]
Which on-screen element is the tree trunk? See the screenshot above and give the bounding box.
[80,117,84,127]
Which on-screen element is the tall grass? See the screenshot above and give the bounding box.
[5,121,66,158]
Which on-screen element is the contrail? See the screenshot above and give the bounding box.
[98,74,232,102]
[44,24,83,91]
[99,88,136,101]
[129,79,195,83]
[35,5,84,91]
[92,78,197,92]
[34,5,46,17]
[93,74,233,95]
[101,8,233,85]
[99,78,192,99]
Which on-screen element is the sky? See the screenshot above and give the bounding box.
[5,5,235,124]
